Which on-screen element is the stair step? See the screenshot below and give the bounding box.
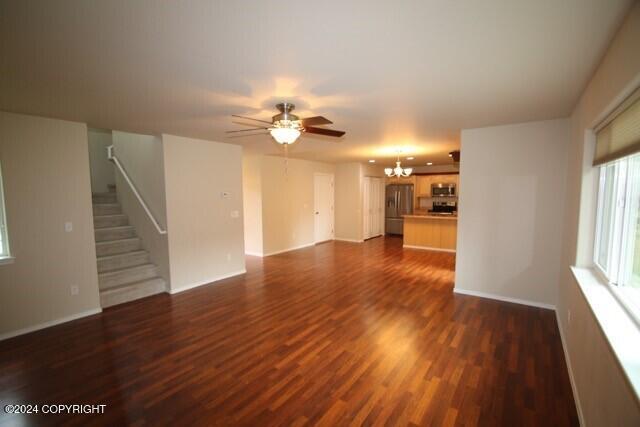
[100,277,166,308]
[95,237,141,257]
[97,250,150,273]
[92,192,118,203]
[93,203,121,216]
[94,214,128,228]
[99,263,159,290]
[95,225,136,242]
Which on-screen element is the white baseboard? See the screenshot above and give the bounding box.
[168,269,247,294]
[403,244,456,253]
[263,243,315,257]
[334,238,364,243]
[248,238,369,255]
[555,310,585,426]
[0,307,102,341]
[453,288,556,310]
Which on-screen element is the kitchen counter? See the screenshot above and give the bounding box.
[403,214,458,220]
[402,214,457,252]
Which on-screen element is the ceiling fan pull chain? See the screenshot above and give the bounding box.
[284,144,289,180]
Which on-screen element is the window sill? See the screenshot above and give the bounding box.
[571,266,640,403]
[0,256,14,265]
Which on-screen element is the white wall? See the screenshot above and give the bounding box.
[112,131,170,284]
[559,2,640,424]
[0,112,100,338]
[112,131,167,228]
[242,155,263,256]
[362,163,385,178]
[163,134,245,292]
[335,163,363,242]
[260,156,335,255]
[242,156,382,253]
[87,128,114,193]
[455,119,570,307]
[242,155,344,255]
[411,163,459,174]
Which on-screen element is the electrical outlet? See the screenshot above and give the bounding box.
[64,222,73,232]
[70,285,79,295]
[230,210,239,218]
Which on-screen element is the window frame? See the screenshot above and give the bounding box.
[594,156,638,286]
[593,155,640,323]
[0,161,12,262]
[593,159,626,285]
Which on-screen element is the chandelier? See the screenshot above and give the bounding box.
[385,153,413,178]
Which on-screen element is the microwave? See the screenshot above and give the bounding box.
[431,183,456,197]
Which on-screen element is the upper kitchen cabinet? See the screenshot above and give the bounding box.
[416,174,459,197]
[416,175,433,196]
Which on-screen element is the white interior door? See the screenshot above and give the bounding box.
[363,177,384,240]
[363,177,371,239]
[378,178,385,234]
[371,177,382,236]
[314,173,334,243]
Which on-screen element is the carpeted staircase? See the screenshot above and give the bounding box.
[92,185,166,307]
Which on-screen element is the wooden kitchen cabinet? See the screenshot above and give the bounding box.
[415,174,459,197]
[416,175,432,196]
[403,215,457,251]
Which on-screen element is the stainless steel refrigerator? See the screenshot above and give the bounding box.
[385,184,414,235]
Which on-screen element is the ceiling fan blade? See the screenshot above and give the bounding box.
[300,116,333,126]
[227,132,270,139]
[232,120,271,128]
[226,127,269,133]
[304,126,345,137]
[232,114,273,125]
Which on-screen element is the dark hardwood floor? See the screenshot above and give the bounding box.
[0,236,578,426]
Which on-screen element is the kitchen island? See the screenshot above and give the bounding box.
[402,214,457,252]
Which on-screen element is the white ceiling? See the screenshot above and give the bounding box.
[0,0,632,166]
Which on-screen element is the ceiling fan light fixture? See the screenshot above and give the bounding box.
[228,103,345,144]
[270,126,301,145]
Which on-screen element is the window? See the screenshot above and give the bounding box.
[595,155,640,287]
[0,162,10,260]
[593,88,640,317]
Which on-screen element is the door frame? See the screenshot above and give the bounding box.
[314,172,335,244]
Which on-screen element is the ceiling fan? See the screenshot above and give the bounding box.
[226,102,345,145]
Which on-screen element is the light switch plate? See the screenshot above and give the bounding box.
[64,222,73,232]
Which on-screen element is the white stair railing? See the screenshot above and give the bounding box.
[107,145,167,234]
